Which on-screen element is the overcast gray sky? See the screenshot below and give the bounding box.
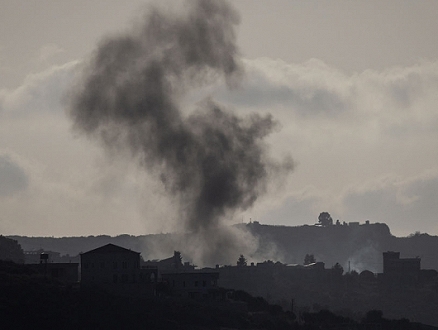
[1,0,438,237]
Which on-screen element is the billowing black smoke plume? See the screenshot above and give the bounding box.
[70,0,293,264]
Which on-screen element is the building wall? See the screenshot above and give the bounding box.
[81,251,140,285]
[382,251,421,282]
[80,247,157,297]
[27,263,79,283]
[217,263,332,302]
[161,272,219,299]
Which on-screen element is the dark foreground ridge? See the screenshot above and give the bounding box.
[0,260,435,330]
[4,224,438,328]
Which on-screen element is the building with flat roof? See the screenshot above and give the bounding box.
[382,251,421,281]
[27,262,79,283]
[160,270,219,299]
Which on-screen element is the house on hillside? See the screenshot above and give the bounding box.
[27,258,79,283]
[144,251,219,299]
[24,249,62,264]
[382,251,421,282]
[80,243,157,297]
[24,249,79,264]
[25,252,79,283]
[143,251,195,271]
[160,271,219,299]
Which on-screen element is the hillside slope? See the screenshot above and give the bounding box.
[8,222,438,272]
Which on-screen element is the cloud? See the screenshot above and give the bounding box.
[256,188,322,226]
[255,169,438,236]
[223,58,438,236]
[213,58,438,130]
[2,53,438,238]
[0,155,29,197]
[210,58,349,117]
[341,171,438,236]
[37,44,65,63]
[0,62,171,236]
[0,60,79,117]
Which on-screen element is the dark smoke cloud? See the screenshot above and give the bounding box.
[70,0,293,262]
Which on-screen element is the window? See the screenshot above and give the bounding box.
[203,280,206,287]
[194,281,198,287]
[84,263,89,269]
[113,274,118,283]
[100,262,105,269]
[113,262,118,269]
[122,261,127,269]
[183,281,186,287]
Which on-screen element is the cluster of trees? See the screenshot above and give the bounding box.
[318,212,333,226]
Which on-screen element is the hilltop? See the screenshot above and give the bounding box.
[244,221,438,272]
[8,221,438,272]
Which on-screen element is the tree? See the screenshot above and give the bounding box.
[173,251,183,268]
[237,255,247,267]
[318,212,333,226]
[304,254,316,265]
[332,262,344,276]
